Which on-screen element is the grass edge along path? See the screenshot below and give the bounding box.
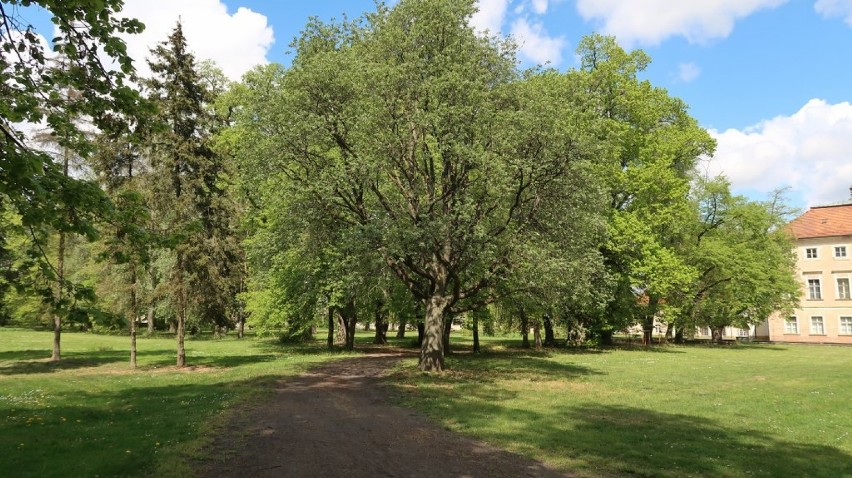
[387,340,852,478]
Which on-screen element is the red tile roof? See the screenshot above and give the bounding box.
[788,204,852,239]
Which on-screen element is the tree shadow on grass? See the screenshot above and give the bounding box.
[0,350,129,375]
[422,396,852,478]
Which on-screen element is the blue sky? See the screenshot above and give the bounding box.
[18,0,852,209]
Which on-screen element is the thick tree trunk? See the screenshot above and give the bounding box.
[237,311,245,339]
[419,295,447,372]
[336,314,345,345]
[713,326,725,344]
[674,326,685,344]
[520,309,530,349]
[417,322,425,346]
[533,322,543,351]
[442,313,453,355]
[373,301,387,345]
[543,314,555,347]
[664,321,674,342]
[396,317,407,338]
[146,303,155,336]
[327,307,335,349]
[472,313,480,353]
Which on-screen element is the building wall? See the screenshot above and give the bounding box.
[768,235,852,344]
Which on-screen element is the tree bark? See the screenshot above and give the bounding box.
[327,307,335,349]
[396,317,407,338]
[442,313,453,355]
[373,301,387,345]
[543,314,555,347]
[472,313,480,353]
[533,322,543,351]
[419,295,447,371]
[520,309,530,349]
[674,326,685,344]
[130,266,138,368]
[146,303,155,336]
[51,230,65,362]
[417,322,425,347]
[713,326,725,344]
[176,252,187,367]
[236,310,245,339]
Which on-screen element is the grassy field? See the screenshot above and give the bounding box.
[0,328,349,478]
[391,334,852,478]
[2,328,851,478]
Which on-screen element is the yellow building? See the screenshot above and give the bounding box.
[767,203,852,344]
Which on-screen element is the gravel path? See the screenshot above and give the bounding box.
[200,350,571,478]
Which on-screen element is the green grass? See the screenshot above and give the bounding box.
[390,334,852,478]
[0,327,350,478]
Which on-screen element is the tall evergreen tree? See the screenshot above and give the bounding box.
[144,23,238,366]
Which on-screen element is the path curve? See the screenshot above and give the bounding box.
[200,351,571,478]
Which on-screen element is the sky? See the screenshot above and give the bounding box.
[18,0,852,210]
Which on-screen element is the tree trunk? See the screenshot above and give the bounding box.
[472,313,480,353]
[674,326,685,344]
[176,253,187,367]
[237,311,245,339]
[520,309,530,349]
[442,313,453,355]
[130,267,138,368]
[340,299,357,351]
[146,303,155,336]
[396,317,407,338]
[533,322,543,351]
[51,229,66,362]
[419,295,447,372]
[373,301,387,345]
[327,307,335,349]
[713,326,725,344]
[543,314,555,347]
[417,322,425,347]
[336,314,345,345]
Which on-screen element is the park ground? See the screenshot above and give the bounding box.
[0,328,850,477]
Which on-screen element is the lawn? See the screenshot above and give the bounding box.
[390,334,852,478]
[0,328,346,478]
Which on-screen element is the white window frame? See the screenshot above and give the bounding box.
[840,317,852,335]
[810,316,825,335]
[807,278,822,300]
[835,246,848,259]
[805,247,818,259]
[784,316,798,334]
[837,277,851,300]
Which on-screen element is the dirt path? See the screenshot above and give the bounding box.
[200,350,571,478]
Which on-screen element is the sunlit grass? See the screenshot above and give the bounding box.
[0,328,345,477]
[390,338,852,477]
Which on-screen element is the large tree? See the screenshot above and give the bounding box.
[575,35,715,344]
[144,23,238,366]
[237,0,606,371]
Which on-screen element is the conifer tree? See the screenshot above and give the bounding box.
[144,23,238,366]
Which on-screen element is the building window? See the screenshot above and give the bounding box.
[840,317,852,335]
[810,316,825,335]
[836,246,848,258]
[784,317,798,334]
[807,278,822,300]
[806,247,818,259]
[838,278,851,300]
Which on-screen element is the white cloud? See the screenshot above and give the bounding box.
[575,0,787,46]
[116,0,274,81]
[677,62,701,82]
[470,0,511,34]
[815,0,852,26]
[530,0,550,14]
[708,99,852,206]
[510,17,567,65]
